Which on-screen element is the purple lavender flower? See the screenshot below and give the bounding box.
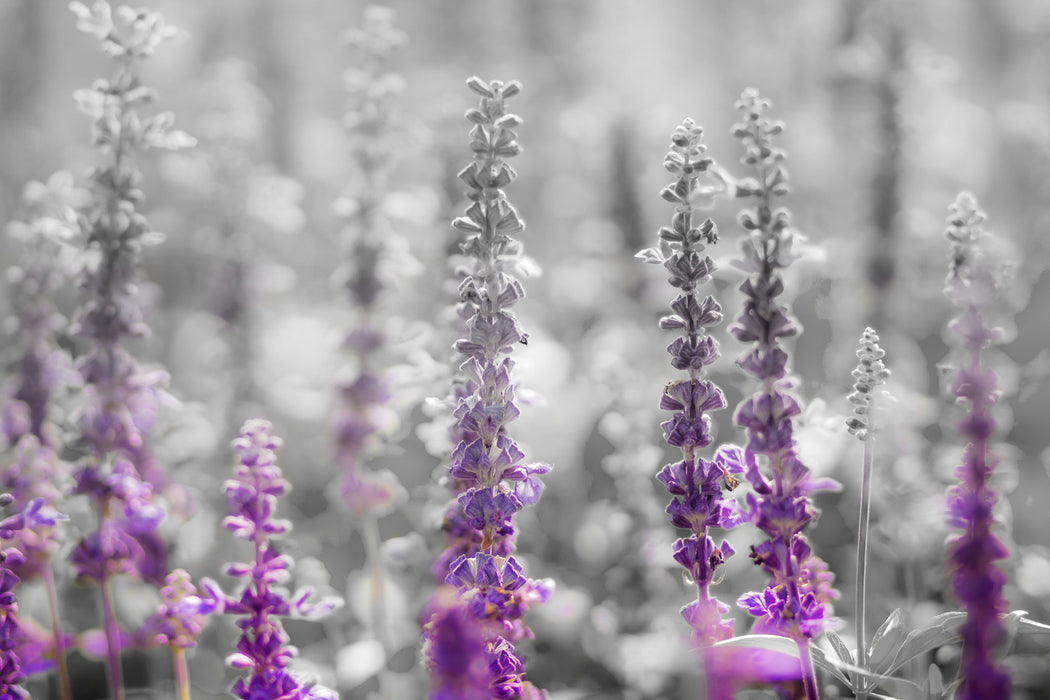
[637,118,744,647]
[424,77,552,700]
[942,193,1012,699]
[66,6,196,696]
[203,420,339,700]
[727,89,838,698]
[0,495,30,700]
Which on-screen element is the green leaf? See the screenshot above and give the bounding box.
[869,609,906,674]
[883,612,965,676]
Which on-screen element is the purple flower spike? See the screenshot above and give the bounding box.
[726,90,836,699]
[637,117,739,648]
[942,193,1012,699]
[426,77,551,700]
[211,420,340,700]
[0,496,32,698]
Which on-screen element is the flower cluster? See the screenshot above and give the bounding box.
[334,5,409,519]
[846,327,891,442]
[1,174,83,584]
[0,494,30,699]
[637,119,742,646]
[66,5,195,696]
[942,193,1012,699]
[425,77,552,700]
[728,90,838,664]
[195,420,339,700]
[69,0,193,506]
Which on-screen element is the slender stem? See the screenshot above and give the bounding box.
[42,565,72,700]
[855,435,874,699]
[99,573,124,700]
[361,514,391,699]
[172,646,191,700]
[798,637,821,700]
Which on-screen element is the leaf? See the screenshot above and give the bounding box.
[1016,611,1050,637]
[869,609,906,674]
[883,612,965,676]
[824,630,857,687]
[922,662,943,700]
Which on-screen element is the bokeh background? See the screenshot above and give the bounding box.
[1,1,1049,698]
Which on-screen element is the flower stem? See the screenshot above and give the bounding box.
[798,637,821,700]
[100,573,124,700]
[42,565,72,700]
[172,647,190,700]
[362,514,392,698]
[855,434,874,700]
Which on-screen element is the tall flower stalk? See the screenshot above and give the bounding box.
[636,118,742,649]
[194,420,340,700]
[942,193,1012,699]
[845,327,890,700]
[729,89,838,700]
[334,6,409,663]
[424,77,552,700]
[67,3,194,697]
[2,172,84,700]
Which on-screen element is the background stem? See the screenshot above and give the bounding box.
[42,565,72,700]
[100,573,124,700]
[856,435,874,699]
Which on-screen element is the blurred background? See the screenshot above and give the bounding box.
[1,0,1050,698]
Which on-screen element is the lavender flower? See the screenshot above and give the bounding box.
[67,4,194,696]
[637,119,742,647]
[199,420,339,700]
[728,89,837,698]
[846,327,890,700]
[424,77,552,700]
[423,588,491,700]
[0,494,30,699]
[942,193,1012,699]
[334,5,409,519]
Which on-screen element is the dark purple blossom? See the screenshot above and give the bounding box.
[426,77,551,700]
[0,495,29,699]
[637,117,739,647]
[942,193,1012,699]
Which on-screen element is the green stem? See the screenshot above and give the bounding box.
[42,565,72,700]
[856,435,874,699]
[172,646,191,700]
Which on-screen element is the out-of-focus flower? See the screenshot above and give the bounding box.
[942,193,1012,699]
